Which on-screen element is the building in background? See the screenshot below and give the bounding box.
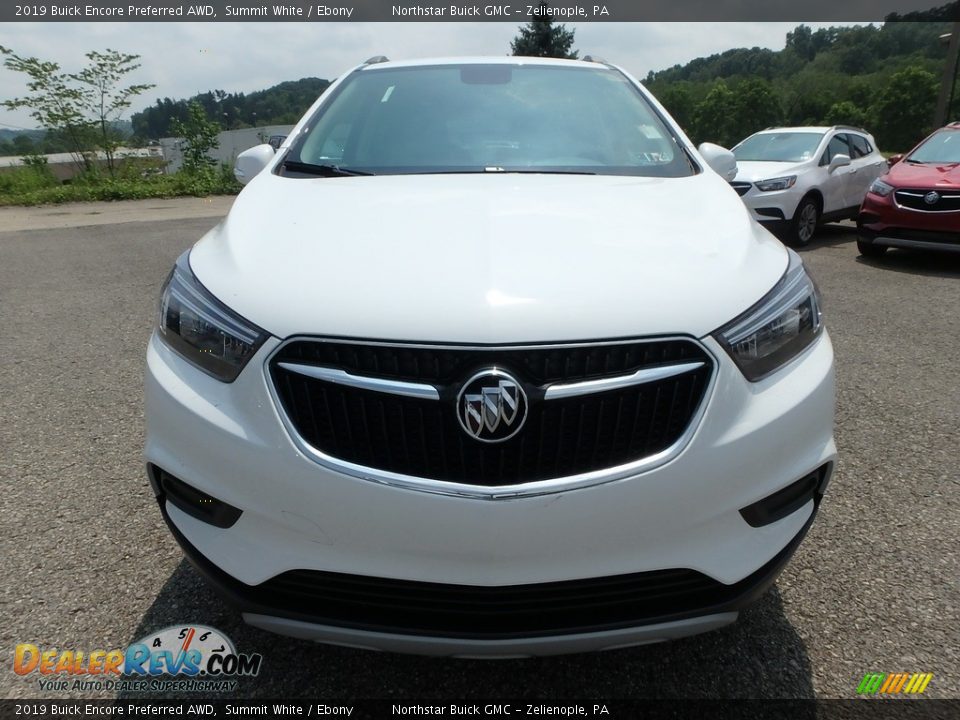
[0,125,294,183]
[160,125,294,173]
[0,147,164,182]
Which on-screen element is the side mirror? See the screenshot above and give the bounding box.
[887,153,904,168]
[267,135,287,150]
[698,142,738,182]
[828,153,851,173]
[234,144,275,185]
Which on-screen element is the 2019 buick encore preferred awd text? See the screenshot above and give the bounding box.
[145,57,836,656]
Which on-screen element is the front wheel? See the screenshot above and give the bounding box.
[857,239,887,258]
[789,196,820,247]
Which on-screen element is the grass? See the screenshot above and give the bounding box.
[0,158,242,207]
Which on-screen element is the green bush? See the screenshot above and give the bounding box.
[0,158,60,195]
[0,162,241,206]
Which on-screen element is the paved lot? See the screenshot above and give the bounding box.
[0,205,957,700]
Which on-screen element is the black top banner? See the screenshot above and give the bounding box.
[3,0,959,22]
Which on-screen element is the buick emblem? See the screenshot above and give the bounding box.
[924,191,940,205]
[457,370,528,442]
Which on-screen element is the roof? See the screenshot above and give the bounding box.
[755,125,875,136]
[357,56,611,71]
[754,127,832,134]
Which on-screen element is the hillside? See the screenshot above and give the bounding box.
[130,77,331,140]
[0,122,131,157]
[645,8,958,151]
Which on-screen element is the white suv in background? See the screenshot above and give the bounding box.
[731,126,886,246]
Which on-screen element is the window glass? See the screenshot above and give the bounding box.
[821,134,852,165]
[733,132,823,162]
[286,64,694,177]
[849,134,871,158]
[907,130,960,163]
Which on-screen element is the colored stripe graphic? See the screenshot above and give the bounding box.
[858,672,933,695]
[913,674,933,694]
[879,674,897,693]
[857,673,886,694]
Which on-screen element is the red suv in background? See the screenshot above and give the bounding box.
[857,122,960,257]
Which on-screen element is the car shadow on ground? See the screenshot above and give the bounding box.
[117,559,816,701]
[854,247,960,279]
[790,223,857,252]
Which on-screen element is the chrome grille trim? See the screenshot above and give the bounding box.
[264,336,718,500]
[277,362,441,400]
[543,361,706,400]
[278,359,706,403]
[893,189,960,213]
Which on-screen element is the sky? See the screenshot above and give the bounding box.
[0,22,865,131]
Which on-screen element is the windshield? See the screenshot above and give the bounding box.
[733,132,824,162]
[284,63,694,177]
[907,130,960,164]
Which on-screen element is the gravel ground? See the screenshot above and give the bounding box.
[0,211,957,700]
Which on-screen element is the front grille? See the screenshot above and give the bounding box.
[894,189,960,212]
[270,338,713,486]
[251,567,726,637]
[730,181,752,196]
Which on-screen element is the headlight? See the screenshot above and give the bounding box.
[755,176,797,192]
[868,178,894,197]
[158,252,267,382]
[714,251,823,382]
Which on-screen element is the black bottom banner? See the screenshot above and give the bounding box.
[1,700,958,720]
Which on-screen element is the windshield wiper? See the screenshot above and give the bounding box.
[283,160,374,177]
[480,167,597,175]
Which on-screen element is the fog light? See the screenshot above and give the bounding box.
[739,464,831,528]
[149,465,242,529]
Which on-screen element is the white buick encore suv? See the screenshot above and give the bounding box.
[144,56,836,656]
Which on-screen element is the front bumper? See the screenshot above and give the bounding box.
[144,330,837,654]
[736,185,799,225]
[858,192,960,252]
[149,472,824,655]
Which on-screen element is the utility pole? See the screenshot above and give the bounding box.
[934,22,960,126]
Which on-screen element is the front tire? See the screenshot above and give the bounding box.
[857,239,887,258]
[789,196,820,247]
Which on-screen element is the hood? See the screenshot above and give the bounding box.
[887,160,960,188]
[189,171,787,343]
[733,160,805,183]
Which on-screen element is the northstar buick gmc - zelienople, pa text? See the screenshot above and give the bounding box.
[144,56,836,656]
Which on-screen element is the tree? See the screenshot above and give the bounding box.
[637,18,950,151]
[11,134,36,155]
[131,78,330,139]
[0,46,153,174]
[655,83,697,134]
[869,67,938,150]
[786,25,816,62]
[510,3,577,59]
[171,101,221,175]
[782,69,839,126]
[730,79,782,140]
[71,49,155,175]
[0,45,94,170]
[692,80,736,146]
[824,100,867,128]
